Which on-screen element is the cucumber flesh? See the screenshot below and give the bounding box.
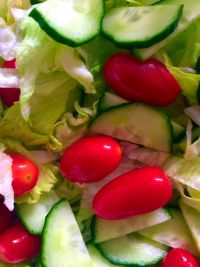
[16,191,59,235]
[102,5,183,48]
[91,103,173,152]
[92,208,171,243]
[96,233,168,266]
[88,243,121,267]
[29,0,104,47]
[180,200,200,254]
[139,208,199,256]
[41,199,93,267]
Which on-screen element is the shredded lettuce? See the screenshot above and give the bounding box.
[0,67,19,87]
[54,179,83,204]
[184,106,200,126]
[0,152,14,210]
[175,182,200,213]
[180,200,200,253]
[0,25,18,60]
[169,67,200,105]
[164,156,200,190]
[139,208,199,256]
[0,0,30,25]
[166,18,200,69]
[16,16,95,119]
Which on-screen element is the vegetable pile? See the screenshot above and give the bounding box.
[0,0,200,266]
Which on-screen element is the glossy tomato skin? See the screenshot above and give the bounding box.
[103,52,181,107]
[93,166,173,220]
[0,223,41,263]
[0,203,15,234]
[162,248,200,267]
[0,59,20,107]
[60,135,122,183]
[9,153,39,196]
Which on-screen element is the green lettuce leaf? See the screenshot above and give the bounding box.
[0,103,48,146]
[15,164,59,204]
[166,18,200,68]
[175,182,200,213]
[164,156,200,190]
[54,179,83,204]
[54,100,98,151]
[16,16,95,119]
[169,67,200,105]
[0,0,30,25]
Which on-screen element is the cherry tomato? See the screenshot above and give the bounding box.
[9,153,39,196]
[0,203,15,234]
[93,166,172,220]
[0,59,20,107]
[60,135,122,183]
[0,222,41,263]
[162,248,200,267]
[103,52,181,107]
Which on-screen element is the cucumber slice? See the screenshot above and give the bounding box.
[102,5,183,48]
[41,199,93,267]
[92,208,171,243]
[180,200,200,253]
[16,191,59,235]
[134,0,200,59]
[29,0,104,47]
[96,233,168,266]
[91,103,173,152]
[139,208,199,255]
[88,243,121,267]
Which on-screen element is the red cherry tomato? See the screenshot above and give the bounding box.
[9,153,39,196]
[60,136,122,183]
[0,222,41,263]
[162,248,200,267]
[0,203,15,234]
[0,59,20,107]
[93,166,172,220]
[103,52,181,107]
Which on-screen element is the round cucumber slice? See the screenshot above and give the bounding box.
[29,0,104,47]
[102,5,183,48]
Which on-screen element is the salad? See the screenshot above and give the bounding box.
[0,0,200,266]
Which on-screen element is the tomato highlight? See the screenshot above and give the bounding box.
[93,166,173,220]
[103,52,181,106]
[60,135,122,183]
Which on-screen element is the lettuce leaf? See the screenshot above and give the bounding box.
[164,156,200,190]
[0,67,19,87]
[15,164,59,204]
[54,101,98,151]
[0,0,30,25]
[166,18,200,68]
[169,67,200,105]
[54,179,83,204]
[0,25,18,60]
[16,16,95,119]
